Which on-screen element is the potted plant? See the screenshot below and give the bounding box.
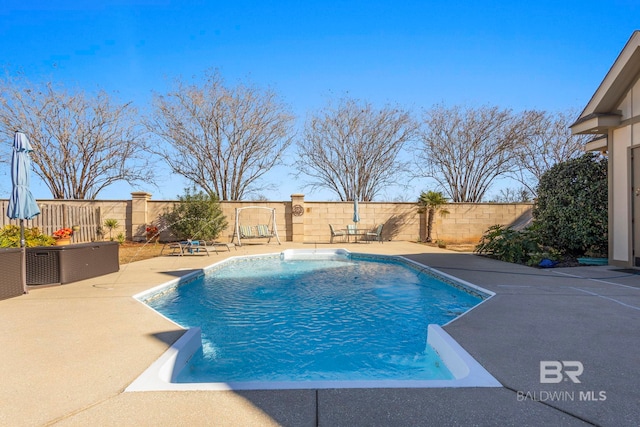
[145,225,159,243]
[52,227,74,246]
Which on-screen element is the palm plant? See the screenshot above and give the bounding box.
[417,191,450,243]
[103,218,119,241]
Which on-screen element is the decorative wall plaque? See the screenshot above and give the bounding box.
[292,204,304,216]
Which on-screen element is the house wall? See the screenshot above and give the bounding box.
[609,77,640,265]
[572,32,640,268]
[633,111,640,266]
[611,126,631,262]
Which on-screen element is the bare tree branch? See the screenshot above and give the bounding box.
[146,70,295,200]
[296,97,417,201]
[509,109,590,196]
[0,75,152,199]
[416,104,535,202]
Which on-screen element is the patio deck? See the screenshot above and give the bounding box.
[0,241,638,426]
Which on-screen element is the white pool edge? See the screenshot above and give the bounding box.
[125,325,500,391]
[126,249,502,392]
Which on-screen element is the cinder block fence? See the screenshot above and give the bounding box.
[3,193,532,245]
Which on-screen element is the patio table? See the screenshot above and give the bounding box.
[342,227,369,243]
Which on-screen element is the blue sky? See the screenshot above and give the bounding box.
[1,1,638,201]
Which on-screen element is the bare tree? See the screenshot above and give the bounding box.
[510,110,590,196]
[0,76,151,199]
[146,70,295,200]
[489,186,532,203]
[296,97,417,201]
[416,104,535,202]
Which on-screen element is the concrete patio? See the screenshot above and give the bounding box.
[0,241,638,426]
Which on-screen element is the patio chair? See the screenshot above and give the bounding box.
[346,224,358,242]
[329,224,346,243]
[365,224,384,243]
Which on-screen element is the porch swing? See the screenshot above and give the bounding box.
[232,206,282,246]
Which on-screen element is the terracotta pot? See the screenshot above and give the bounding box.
[55,238,71,246]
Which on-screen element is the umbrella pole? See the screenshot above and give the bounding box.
[20,219,28,294]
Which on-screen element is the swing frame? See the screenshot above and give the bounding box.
[232,206,282,246]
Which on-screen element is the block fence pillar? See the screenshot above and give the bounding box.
[290,193,305,243]
[131,192,152,242]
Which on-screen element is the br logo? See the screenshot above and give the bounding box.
[540,361,584,383]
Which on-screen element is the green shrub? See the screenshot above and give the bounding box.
[533,153,607,256]
[475,224,544,265]
[476,153,607,265]
[527,248,562,267]
[161,188,228,241]
[0,225,55,247]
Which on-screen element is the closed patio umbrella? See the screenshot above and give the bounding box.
[353,198,360,225]
[7,131,41,294]
[351,198,361,242]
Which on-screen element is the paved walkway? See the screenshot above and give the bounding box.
[0,242,638,426]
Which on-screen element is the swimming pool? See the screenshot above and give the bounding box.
[127,249,501,391]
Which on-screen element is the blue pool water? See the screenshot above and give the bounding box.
[144,253,486,383]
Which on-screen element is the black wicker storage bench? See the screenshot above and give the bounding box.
[0,247,24,300]
[26,242,119,285]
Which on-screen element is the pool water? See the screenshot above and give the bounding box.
[144,253,485,383]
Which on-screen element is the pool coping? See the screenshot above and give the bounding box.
[126,249,501,391]
[125,323,501,391]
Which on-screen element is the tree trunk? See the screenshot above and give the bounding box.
[426,208,434,242]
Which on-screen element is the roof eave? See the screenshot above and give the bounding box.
[578,31,640,117]
[584,135,608,152]
[570,113,621,134]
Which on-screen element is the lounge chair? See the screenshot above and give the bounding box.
[161,240,218,256]
[329,224,346,243]
[365,224,384,243]
[161,241,188,256]
[203,241,236,252]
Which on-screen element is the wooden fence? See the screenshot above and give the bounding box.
[0,201,101,243]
